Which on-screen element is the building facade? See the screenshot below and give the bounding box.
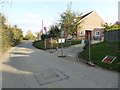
[77,10,105,41]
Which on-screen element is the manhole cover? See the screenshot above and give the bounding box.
[34,69,69,85]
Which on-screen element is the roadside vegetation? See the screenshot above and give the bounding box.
[79,41,120,72]
[103,22,120,31]
[1,14,24,53]
[33,39,81,50]
[23,30,35,41]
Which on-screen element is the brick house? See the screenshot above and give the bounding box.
[77,10,105,42]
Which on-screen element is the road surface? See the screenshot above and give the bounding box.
[1,41,118,88]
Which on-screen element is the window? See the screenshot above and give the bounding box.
[95,31,100,36]
[80,31,84,36]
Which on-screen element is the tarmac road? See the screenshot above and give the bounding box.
[1,41,118,88]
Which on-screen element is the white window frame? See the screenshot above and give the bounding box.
[80,31,84,36]
[95,31,100,36]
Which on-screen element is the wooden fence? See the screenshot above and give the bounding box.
[104,30,120,42]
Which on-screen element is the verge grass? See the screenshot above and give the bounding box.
[79,41,120,72]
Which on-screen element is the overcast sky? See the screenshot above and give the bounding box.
[1,0,119,36]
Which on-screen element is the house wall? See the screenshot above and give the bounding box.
[77,11,105,40]
[92,28,104,40]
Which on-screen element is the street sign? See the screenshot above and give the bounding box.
[102,55,116,63]
[58,38,65,43]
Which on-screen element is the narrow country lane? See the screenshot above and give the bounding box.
[2,41,118,88]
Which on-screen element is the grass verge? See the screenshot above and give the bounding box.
[79,41,120,72]
[33,39,81,49]
[33,40,44,49]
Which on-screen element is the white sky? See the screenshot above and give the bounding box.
[1,0,119,36]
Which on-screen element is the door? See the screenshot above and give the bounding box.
[85,30,92,41]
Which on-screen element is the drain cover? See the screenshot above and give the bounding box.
[34,69,69,85]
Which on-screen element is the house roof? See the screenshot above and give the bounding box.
[78,10,95,22]
[78,10,105,29]
[80,11,94,20]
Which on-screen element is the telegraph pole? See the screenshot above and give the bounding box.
[42,19,43,34]
[42,19,47,50]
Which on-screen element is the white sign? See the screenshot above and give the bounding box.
[58,38,65,43]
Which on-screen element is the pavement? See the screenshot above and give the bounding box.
[1,41,119,88]
[46,44,85,62]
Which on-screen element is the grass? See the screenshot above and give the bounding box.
[33,39,81,50]
[33,40,44,49]
[79,41,120,72]
[62,40,81,47]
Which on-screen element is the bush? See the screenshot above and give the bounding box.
[1,14,23,53]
